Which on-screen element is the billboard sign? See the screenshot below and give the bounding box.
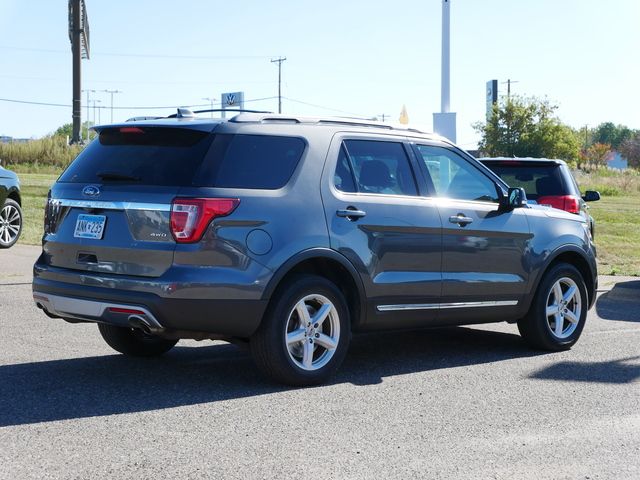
[486,79,498,120]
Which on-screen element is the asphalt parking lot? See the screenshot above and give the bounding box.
[1,245,638,479]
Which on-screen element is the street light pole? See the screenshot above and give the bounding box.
[202,97,215,117]
[82,89,96,141]
[91,99,101,130]
[102,89,122,123]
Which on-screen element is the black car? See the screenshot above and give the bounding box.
[0,164,22,248]
[479,158,600,236]
[32,112,598,386]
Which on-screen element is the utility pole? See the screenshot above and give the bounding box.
[102,89,122,123]
[271,56,286,114]
[202,97,215,117]
[584,124,589,150]
[502,78,519,99]
[70,0,82,144]
[69,0,90,144]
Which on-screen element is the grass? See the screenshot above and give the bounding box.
[12,169,640,276]
[0,137,83,170]
[16,173,58,246]
[575,169,640,276]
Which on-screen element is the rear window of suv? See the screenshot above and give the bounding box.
[59,127,213,186]
[481,162,567,200]
[59,129,305,189]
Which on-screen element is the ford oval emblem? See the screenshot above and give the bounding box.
[82,185,101,197]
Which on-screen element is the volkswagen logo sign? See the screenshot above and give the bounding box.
[82,185,101,197]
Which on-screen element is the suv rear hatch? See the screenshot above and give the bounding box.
[44,124,216,277]
[480,160,580,213]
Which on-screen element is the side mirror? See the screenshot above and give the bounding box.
[583,190,600,202]
[500,187,527,211]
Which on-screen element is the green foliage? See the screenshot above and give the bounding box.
[0,136,84,170]
[51,121,95,140]
[474,96,580,162]
[592,122,634,150]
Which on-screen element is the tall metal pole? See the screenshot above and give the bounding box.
[271,57,286,114]
[83,89,95,140]
[71,0,82,144]
[102,89,122,123]
[202,97,215,117]
[441,0,450,113]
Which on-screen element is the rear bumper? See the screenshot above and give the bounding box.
[32,262,269,338]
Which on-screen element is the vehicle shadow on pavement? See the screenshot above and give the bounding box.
[596,280,640,322]
[0,326,537,427]
[529,356,640,384]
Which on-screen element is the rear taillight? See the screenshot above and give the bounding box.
[537,195,580,214]
[170,198,239,243]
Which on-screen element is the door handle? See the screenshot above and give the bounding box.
[449,214,473,226]
[337,207,367,221]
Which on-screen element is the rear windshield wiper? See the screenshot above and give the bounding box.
[96,171,141,182]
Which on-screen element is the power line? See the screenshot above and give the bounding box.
[0,96,278,110]
[0,45,279,60]
[282,97,371,118]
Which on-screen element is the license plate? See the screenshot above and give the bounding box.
[74,214,106,239]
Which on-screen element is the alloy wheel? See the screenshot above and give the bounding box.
[0,203,21,246]
[284,294,340,371]
[545,277,582,339]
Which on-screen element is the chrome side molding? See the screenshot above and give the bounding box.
[377,300,518,312]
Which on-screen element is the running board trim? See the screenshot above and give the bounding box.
[377,300,518,312]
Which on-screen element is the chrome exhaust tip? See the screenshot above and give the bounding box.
[128,315,153,335]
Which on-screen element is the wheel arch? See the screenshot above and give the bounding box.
[262,248,366,330]
[7,191,21,206]
[527,246,597,311]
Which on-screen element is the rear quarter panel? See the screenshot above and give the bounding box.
[521,206,596,311]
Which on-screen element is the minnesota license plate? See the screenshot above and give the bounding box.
[74,214,106,239]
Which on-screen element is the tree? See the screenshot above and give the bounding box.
[582,143,611,170]
[619,133,640,169]
[592,122,633,150]
[474,96,580,162]
[51,122,94,141]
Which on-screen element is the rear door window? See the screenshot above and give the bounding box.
[59,127,213,186]
[195,134,305,189]
[339,140,418,196]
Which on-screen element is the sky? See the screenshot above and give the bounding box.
[0,0,639,149]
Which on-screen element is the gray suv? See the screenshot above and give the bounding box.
[33,112,598,386]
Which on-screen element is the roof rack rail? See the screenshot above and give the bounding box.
[316,119,394,130]
[194,108,272,115]
[165,108,272,118]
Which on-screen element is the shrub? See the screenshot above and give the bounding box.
[0,137,84,170]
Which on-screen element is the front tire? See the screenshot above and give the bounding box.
[0,199,22,249]
[98,324,178,357]
[250,274,351,386]
[518,263,588,351]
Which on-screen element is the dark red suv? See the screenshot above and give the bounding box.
[479,158,600,237]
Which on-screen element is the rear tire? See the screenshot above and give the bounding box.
[98,324,178,357]
[518,263,588,351]
[0,198,22,249]
[250,274,350,386]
